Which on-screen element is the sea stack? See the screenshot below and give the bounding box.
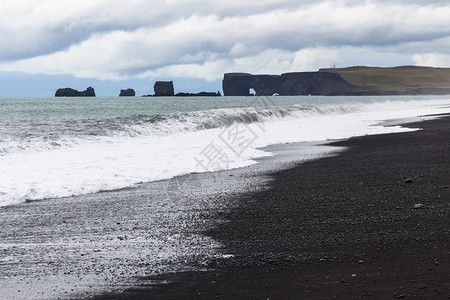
[154,81,174,96]
[55,87,96,97]
[119,89,135,97]
[175,91,222,97]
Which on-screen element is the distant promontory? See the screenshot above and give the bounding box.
[223,66,450,96]
[55,87,96,97]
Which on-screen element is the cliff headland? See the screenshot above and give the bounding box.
[223,66,450,96]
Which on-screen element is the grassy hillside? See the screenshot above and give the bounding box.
[319,66,450,93]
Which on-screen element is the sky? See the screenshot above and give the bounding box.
[1,0,450,96]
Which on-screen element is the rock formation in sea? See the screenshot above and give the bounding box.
[154,81,174,96]
[55,87,96,97]
[175,91,221,97]
[142,81,221,97]
[222,66,450,96]
[119,89,135,97]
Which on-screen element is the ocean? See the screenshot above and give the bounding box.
[1,95,449,207]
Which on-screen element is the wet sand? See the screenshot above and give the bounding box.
[95,116,450,299]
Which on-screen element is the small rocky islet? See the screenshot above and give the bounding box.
[55,86,96,97]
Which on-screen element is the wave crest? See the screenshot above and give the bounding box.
[0,104,360,156]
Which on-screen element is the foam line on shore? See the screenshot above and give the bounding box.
[93,115,450,299]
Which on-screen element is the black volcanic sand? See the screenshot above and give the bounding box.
[95,117,450,299]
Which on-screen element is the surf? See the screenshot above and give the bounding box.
[0,96,449,207]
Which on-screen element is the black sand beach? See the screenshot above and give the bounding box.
[95,116,450,299]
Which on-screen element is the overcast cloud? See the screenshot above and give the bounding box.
[1,0,450,85]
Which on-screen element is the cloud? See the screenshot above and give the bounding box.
[1,0,450,82]
[412,53,450,67]
[140,46,416,82]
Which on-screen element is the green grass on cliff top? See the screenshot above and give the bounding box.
[320,66,450,92]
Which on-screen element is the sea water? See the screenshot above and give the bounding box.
[1,95,450,207]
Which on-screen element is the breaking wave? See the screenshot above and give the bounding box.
[0,104,363,156]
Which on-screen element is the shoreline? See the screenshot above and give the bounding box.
[94,115,450,299]
[0,134,342,299]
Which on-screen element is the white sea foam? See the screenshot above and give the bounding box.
[0,98,449,207]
